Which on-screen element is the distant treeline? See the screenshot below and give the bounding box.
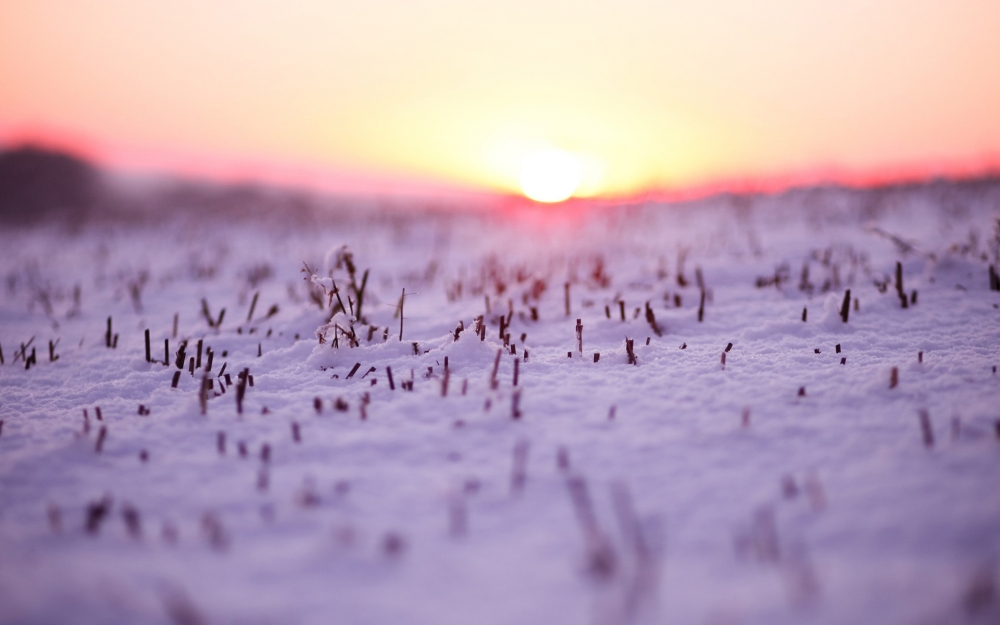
[0,146,103,226]
[2,144,998,227]
[0,145,354,228]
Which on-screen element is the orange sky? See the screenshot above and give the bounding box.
[2,0,999,199]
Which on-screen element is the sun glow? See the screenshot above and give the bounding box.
[518,149,583,203]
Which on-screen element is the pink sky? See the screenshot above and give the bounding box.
[2,0,999,199]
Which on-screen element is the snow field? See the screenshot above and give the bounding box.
[1,183,1000,624]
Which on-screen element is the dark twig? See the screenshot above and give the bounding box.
[918,409,934,447]
[490,348,502,389]
[644,302,662,336]
[625,338,636,365]
[398,288,406,341]
[895,262,908,308]
[247,291,259,322]
[95,426,107,453]
[235,369,248,414]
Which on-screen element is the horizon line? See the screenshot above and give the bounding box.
[3,128,998,208]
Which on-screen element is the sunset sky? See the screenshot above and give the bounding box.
[2,0,999,199]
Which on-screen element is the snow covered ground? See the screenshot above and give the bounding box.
[1,180,999,625]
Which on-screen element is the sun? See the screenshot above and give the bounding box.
[519,149,583,203]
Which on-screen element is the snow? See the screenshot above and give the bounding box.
[1,182,999,625]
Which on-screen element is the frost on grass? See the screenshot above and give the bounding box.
[1,181,1000,625]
